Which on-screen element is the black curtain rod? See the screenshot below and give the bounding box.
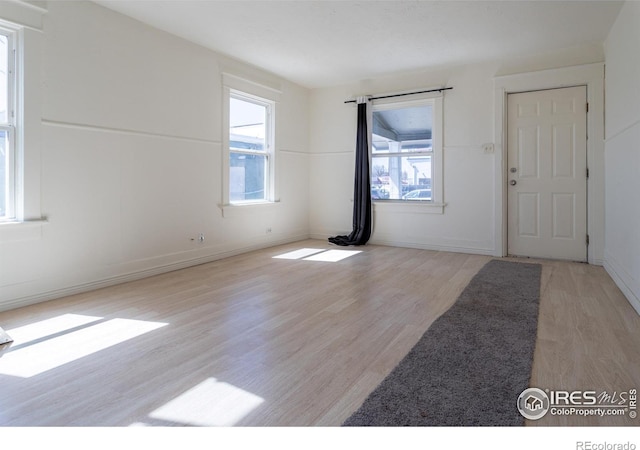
[344,87,453,104]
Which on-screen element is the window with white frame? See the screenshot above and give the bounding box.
[0,26,15,220]
[370,97,442,203]
[228,91,274,204]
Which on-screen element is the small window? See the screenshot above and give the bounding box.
[370,98,441,203]
[0,29,15,220]
[228,91,274,203]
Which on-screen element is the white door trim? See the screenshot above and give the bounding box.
[493,63,605,264]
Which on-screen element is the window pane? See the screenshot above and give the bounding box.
[371,155,432,200]
[0,35,7,124]
[371,102,434,201]
[230,152,266,202]
[230,97,266,152]
[0,130,8,217]
[372,104,432,154]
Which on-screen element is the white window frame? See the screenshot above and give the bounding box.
[0,25,16,221]
[370,94,444,213]
[226,90,274,205]
[221,73,280,212]
[0,5,46,242]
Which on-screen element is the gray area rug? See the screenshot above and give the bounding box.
[343,259,542,426]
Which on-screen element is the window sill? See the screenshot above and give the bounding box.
[219,201,281,218]
[373,201,446,215]
[0,218,48,243]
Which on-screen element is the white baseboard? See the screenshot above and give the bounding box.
[369,238,494,256]
[0,233,309,313]
[604,253,640,316]
[309,232,493,256]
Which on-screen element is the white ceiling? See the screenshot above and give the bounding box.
[93,0,624,88]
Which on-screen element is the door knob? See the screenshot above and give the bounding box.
[509,180,517,186]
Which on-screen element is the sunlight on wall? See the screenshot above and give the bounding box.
[272,248,362,262]
[0,317,167,378]
[148,377,264,426]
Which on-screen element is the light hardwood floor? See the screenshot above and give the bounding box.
[0,240,638,426]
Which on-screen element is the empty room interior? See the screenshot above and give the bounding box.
[0,0,639,431]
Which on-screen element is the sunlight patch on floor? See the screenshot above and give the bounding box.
[5,314,103,346]
[273,248,362,262]
[0,318,167,378]
[272,248,326,259]
[303,249,362,262]
[148,377,264,426]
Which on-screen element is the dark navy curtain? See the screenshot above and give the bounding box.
[329,99,372,246]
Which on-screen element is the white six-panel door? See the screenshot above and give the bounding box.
[507,86,587,261]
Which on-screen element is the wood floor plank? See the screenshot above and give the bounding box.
[0,240,638,426]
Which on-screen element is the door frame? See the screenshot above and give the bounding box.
[493,63,605,264]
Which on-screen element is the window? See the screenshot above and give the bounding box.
[0,7,45,237]
[0,27,15,220]
[370,97,442,204]
[228,91,274,204]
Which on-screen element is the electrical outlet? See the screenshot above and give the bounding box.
[482,143,495,154]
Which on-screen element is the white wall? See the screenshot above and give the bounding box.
[309,54,607,257]
[0,1,309,311]
[603,0,640,314]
